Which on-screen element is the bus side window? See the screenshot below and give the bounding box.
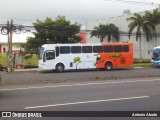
[71,46,81,53]
[103,46,113,52]
[123,45,129,52]
[56,46,59,57]
[114,45,123,52]
[60,46,70,54]
[82,46,92,53]
[93,46,103,53]
[46,51,55,60]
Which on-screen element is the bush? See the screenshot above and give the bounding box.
[23,54,38,68]
[134,58,151,64]
[0,54,7,67]
[0,53,38,69]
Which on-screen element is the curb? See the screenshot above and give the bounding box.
[14,68,39,72]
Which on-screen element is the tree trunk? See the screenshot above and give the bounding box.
[139,36,142,60]
[100,38,103,43]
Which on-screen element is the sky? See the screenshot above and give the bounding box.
[0,0,159,25]
[0,0,160,42]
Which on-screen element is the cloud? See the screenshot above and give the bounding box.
[0,0,158,25]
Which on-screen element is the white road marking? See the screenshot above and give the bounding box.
[25,96,149,109]
[0,78,160,91]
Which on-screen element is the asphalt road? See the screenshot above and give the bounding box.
[0,77,160,119]
[0,67,160,120]
[1,67,160,87]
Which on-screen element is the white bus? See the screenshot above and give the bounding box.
[39,43,99,72]
[39,43,133,72]
[151,46,160,67]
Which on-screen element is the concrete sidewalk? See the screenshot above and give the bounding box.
[14,67,144,72]
[13,68,146,74]
[14,68,39,72]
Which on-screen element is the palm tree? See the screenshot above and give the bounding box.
[145,9,160,46]
[91,24,119,43]
[107,24,119,42]
[127,13,153,59]
[90,24,108,43]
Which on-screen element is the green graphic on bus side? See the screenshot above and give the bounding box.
[73,57,81,69]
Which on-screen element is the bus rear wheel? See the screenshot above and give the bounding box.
[105,62,112,71]
[56,63,64,72]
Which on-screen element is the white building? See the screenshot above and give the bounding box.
[85,9,160,59]
[0,33,34,54]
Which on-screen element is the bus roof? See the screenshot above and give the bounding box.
[101,43,133,46]
[41,43,133,47]
[154,46,160,49]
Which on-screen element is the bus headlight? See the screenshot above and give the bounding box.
[97,54,101,58]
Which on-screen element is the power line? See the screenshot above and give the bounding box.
[104,0,159,6]
[1,23,160,37]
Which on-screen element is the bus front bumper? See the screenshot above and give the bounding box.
[151,62,160,67]
[38,65,54,71]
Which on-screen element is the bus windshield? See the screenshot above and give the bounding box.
[39,47,44,60]
[152,48,160,61]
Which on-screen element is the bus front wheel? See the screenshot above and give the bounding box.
[105,62,112,71]
[56,63,64,72]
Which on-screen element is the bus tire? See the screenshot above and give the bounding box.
[105,62,112,71]
[56,63,64,72]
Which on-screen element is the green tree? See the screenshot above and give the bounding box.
[127,13,153,59]
[145,9,160,46]
[22,16,81,51]
[91,24,119,43]
[21,37,43,51]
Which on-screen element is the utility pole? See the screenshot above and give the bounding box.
[7,20,10,72]
[7,20,13,72]
[1,20,31,72]
[10,20,13,70]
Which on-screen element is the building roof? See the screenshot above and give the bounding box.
[0,42,24,45]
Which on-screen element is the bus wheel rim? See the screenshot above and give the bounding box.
[107,66,111,70]
[106,63,112,70]
[58,66,63,71]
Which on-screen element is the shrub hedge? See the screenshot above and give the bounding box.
[0,54,38,68]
